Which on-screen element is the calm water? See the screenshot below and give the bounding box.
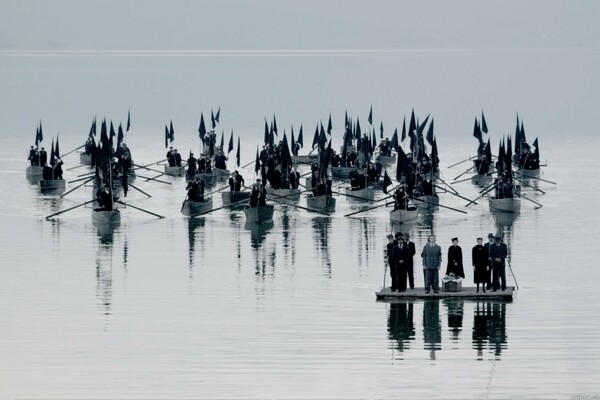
[1,54,599,399]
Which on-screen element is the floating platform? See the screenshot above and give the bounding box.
[376,286,514,301]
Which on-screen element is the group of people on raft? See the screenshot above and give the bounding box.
[386,233,509,294]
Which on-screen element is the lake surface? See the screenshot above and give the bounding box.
[1,52,599,399]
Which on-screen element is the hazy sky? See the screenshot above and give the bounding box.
[1,1,599,147]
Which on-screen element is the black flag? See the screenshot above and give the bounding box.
[481,110,488,134]
[117,123,124,147]
[401,117,406,142]
[228,130,234,154]
[198,113,206,141]
[382,171,392,194]
[219,130,224,151]
[273,115,278,136]
[473,118,482,142]
[55,134,61,159]
[368,105,373,125]
[236,137,241,167]
[36,122,44,145]
[380,122,384,139]
[126,109,131,132]
[254,147,260,174]
[297,125,304,148]
[169,120,175,142]
[390,128,399,151]
[215,107,221,124]
[327,113,332,134]
[164,125,169,148]
[426,118,434,146]
[210,110,216,129]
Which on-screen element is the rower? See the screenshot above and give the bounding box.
[229,170,245,192]
[39,147,47,167]
[187,152,197,177]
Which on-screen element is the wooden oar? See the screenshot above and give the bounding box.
[116,200,164,218]
[433,174,459,195]
[515,192,543,209]
[60,144,85,158]
[267,194,329,215]
[453,165,476,181]
[67,164,87,171]
[410,196,468,214]
[506,257,519,290]
[77,170,95,178]
[447,156,475,168]
[344,201,389,217]
[133,163,165,175]
[60,177,94,198]
[513,176,546,195]
[433,184,477,205]
[133,173,171,185]
[466,182,497,207]
[128,183,152,198]
[514,171,557,185]
[189,197,250,217]
[69,175,96,184]
[45,199,96,220]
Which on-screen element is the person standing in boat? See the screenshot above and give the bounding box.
[166,146,175,167]
[28,146,38,166]
[229,170,245,192]
[472,237,489,293]
[385,233,399,292]
[421,235,442,294]
[421,175,434,196]
[489,235,508,292]
[404,232,416,290]
[393,185,408,211]
[96,184,113,211]
[446,237,465,278]
[187,152,197,178]
[214,150,227,170]
[39,147,48,167]
[53,158,64,180]
[173,149,182,167]
[249,179,266,207]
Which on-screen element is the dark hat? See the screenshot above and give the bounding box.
[495,235,502,240]
[386,234,394,240]
[395,232,403,240]
[451,237,458,242]
[404,232,410,238]
[477,237,483,241]
[488,233,495,239]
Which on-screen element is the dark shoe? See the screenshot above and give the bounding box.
[491,289,497,292]
[410,286,414,290]
[476,289,479,293]
[483,289,486,293]
[434,291,439,294]
[425,290,430,294]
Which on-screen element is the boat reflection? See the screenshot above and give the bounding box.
[245,220,274,249]
[385,299,508,359]
[312,216,331,274]
[95,232,114,322]
[187,217,206,268]
[94,219,120,245]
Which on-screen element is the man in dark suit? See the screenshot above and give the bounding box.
[385,234,398,291]
[484,233,495,290]
[489,235,508,291]
[404,232,417,289]
[393,233,411,292]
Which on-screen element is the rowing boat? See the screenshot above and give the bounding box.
[221,191,251,207]
[26,165,43,178]
[243,205,274,224]
[331,166,356,179]
[79,152,92,166]
[389,206,418,223]
[40,179,66,194]
[345,186,375,201]
[488,197,521,213]
[306,195,336,212]
[92,208,121,225]
[164,165,186,177]
[181,197,213,217]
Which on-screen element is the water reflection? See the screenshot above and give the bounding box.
[423,300,442,360]
[187,217,206,268]
[385,300,508,360]
[444,299,464,343]
[95,232,114,322]
[387,301,415,355]
[281,207,297,267]
[312,216,331,274]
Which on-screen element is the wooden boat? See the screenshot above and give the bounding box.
[345,186,375,201]
[164,165,186,177]
[304,177,313,191]
[212,167,230,179]
[181,197,213,217]
[221,191,251,207]
[375,286,514,301]
[377,154,396,165]
[488,197,521,213]
[79,152,92,166]
[92,208,120,225]
[331,166,356,179]
[413,195,439,209]
[306,195,336,212]
[267,187,300,202]
[243,205,274,224]
[26,165,43,178]
[291,154,318,164]
[185,172,214,184]
[389,206,418,223]
[40,179,66,194]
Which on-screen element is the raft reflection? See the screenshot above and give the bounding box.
[386,299,508,359]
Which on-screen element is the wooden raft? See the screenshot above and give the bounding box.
[375,286,514,301]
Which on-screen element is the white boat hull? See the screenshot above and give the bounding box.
[79,152,92,165]
[92,209,121,225]
[221,191,251,207]
[244,205,274,224]
[267,188,300,202]
[26,166,44,178]
[164,165,186,177]
[389,207,419,223]
[345,187,375,201]
[331,167,356,179]
[40,179,66,194]
[306,195,336,212]
[181,198,213,217]
[489,197,521,213]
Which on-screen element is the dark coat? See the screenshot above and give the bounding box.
[404,241,416,266]
[446,245,465,278]
[392,243,411,268]
[472,244,488,284]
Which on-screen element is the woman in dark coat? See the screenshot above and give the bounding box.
[472,237,489,293]
[446,237,465,278]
